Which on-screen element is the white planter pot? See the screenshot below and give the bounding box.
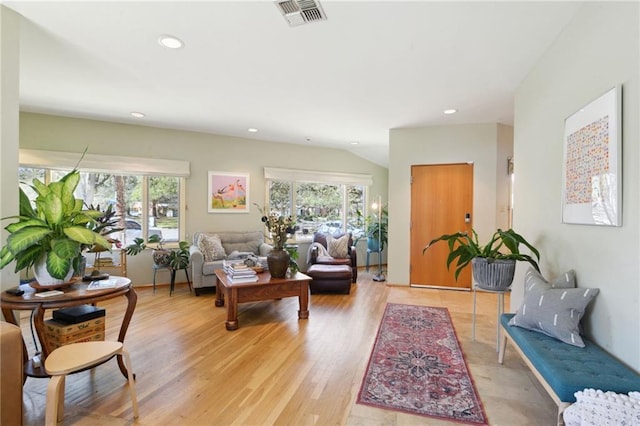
[33,255,73,287]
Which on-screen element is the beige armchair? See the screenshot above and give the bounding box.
[1,320,23,425]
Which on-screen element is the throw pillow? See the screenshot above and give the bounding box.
[524,267,576,294]
[509,270,599,347]
[197,234,226,262]
[327,234,349,258]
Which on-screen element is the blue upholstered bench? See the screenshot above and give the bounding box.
[498,313,640,425]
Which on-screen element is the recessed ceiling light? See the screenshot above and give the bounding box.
[248,128,258,133]
[443,109,458,115]
[158,35,184,49]
[130,112,145,118]
[351,141,360,145]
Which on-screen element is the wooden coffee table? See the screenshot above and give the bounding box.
[214,269,311,330]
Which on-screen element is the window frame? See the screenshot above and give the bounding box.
[18,149,189,246]
[264,167,372,238]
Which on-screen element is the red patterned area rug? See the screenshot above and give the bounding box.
[357,303,488,425]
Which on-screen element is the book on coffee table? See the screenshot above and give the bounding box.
[87,279,119,290]
[227,275,259,284]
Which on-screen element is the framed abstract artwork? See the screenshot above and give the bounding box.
[562,86,621,226]
[208,171,250,213]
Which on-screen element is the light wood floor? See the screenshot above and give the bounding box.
[20,270,557,425]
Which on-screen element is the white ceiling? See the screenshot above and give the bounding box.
[4,1,584,167]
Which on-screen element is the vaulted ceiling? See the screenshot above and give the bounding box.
[4,1,584,167]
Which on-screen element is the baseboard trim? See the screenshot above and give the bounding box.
[410,284,470,292]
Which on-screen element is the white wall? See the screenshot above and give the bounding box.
[17,112,388,285]
[388,123,511,285]
[0,6,20,293]
[513,2,639,370]
[496,124,514,229]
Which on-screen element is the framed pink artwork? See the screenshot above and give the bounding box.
[208,171,250,213]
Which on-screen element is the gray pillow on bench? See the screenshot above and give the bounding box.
[523,267,576,292]
[509,268,599,347]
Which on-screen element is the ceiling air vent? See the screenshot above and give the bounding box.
[275,0,327,27]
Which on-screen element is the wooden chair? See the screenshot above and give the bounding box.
[44,341,139,425]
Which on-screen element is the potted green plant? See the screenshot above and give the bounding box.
[357,205,388,252]
[422,228,541,290]
[82,203,124,276]
[169,241,190,270]
[84,204,123,244]
[285,245,299,274]
[125,235,189,269]
[0,169,112,286]
[125,234,168,266]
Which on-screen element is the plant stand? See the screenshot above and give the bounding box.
[152,264,192,295]
[152,264,171,293]
[169,268,191,296]
[471,257,515,351]
[369,241,385,282]
[366,248,381,272]
[87,249,127,277]
[472,285,510,352]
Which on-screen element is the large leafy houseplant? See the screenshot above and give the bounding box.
[422,228,540,281]
[0,169,112,283]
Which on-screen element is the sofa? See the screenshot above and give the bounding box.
[189,231,272,295]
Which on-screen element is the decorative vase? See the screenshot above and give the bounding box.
[152,249,171,267]
[74,255,87,277]
[267,248,290,279]
[471,257,516,291]
[33,255,74,287]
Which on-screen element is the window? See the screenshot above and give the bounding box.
[18,167,45,200]
[148,176,180,243]
[264,168,372,239]
[268,180,292,216]
[25,170,183,246]
[18,149,189,246]
[347,185,365,232]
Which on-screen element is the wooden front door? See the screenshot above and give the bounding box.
[410,163,473,289]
